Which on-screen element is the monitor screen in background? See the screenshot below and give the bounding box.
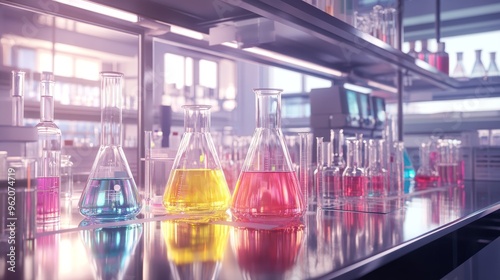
[346,90,359,116]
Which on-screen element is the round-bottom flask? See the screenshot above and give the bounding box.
[230,89,305,223]
[162,105,231,217]
[78,72,142,220]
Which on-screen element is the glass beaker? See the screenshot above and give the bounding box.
[230,89,305,223]
[471,49,486,78]
[415,143,439,185]
[162,105,231,217]
[342,138,366,198]
[78,72,142,220]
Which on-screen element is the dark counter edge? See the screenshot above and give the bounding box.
[319,192,500,280]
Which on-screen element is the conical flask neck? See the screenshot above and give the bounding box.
[183,105,211,133]
[100,72,123,146]
[254,89,282,129]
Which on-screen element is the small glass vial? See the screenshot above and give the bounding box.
[487,52,500,77]
[407,41,418,58]
[60,155,73,200]
[418,40,430,63]
[471,49,486,78]
[367,139,388,197]
[342,139,366,198]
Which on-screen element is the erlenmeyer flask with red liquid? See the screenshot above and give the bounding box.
[230,89,305,223]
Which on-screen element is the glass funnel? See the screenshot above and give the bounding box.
[230,89,305,223]
[78,72,142,220]
[162,105,231,217]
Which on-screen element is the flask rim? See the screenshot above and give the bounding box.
[182,104,212,110]
[253,88,283,95]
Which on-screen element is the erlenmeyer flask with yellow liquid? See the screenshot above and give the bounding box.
[162,105,231,217]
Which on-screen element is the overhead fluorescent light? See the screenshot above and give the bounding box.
[222,42,239,48]
[244,47,344,77]
[170,25,204,40]
[344,83,372,94]
[54,0,138,22]
[366,80,397,94]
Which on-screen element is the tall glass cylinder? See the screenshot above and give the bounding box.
[330,129,345,169]
[342,139,366,198]
[231,89,304,223]
[163,105,230,217]
[299,132,313,206]
[319,142,341,209]
[11,70,25,126]
[314,136,324,197]
[36,72,61,224]
[79,72,141,220]
[367,139,387,197]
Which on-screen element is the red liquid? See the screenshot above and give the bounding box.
[415,175,439,183]
[438,164,458,185]
[343,176,367,197]
[369,175,386,196]
[37,176,60,223]
[231,171,305,223]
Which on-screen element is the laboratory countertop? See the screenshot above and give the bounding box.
[2,180,500,280]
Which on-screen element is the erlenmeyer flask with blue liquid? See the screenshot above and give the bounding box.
[78,72,142,219]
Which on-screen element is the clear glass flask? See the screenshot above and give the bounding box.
[367,139,387,197]
[318,142,341,209]
[471,49,486,78]
[230,89,305,223]
[342,138,367,198]
[487,52,500,77]
[36,72,61,224]
[452,52,467,78]
[415,143,439,185]
[11,70,25,126]
[79,72,142,219]
[162,105,231,217]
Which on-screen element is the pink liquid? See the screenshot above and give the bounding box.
[415,175,439,183]
[231,171,305,223]
[343,176,367,197]
[438,164,458,185]
[37,176,60,223]
[370,175,386,196]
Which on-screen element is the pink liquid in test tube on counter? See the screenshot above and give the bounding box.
[37,176,60,223]
[370,175,386,196]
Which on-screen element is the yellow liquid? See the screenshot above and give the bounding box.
[161,220,229,264]
[163,169,231,214]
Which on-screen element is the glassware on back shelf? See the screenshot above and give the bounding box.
[163,105,231,218]
[231,89,305,224]
[415,143,439,187]
[367,139,387,197]
[452,52,467,79]
[418,40,430,63]
[407,41,418,58]
[471,49,487,78]
[36,72,62,224]
[79,72,142,220]
[430,42,449,75]
[11,70,25,126]
[342,138,366,198]
[487,52,500,77]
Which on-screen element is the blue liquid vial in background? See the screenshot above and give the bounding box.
[78,72,142,220]
[403,148,415,180]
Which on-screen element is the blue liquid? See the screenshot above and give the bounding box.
[79,178,142,219]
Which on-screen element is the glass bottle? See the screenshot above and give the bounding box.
[452,52,467,78]
[418,40,430,63]
[342,138,366,198]
[11,70,25,126]
[36,72,61,224]
[231,88,305,223]
[367,139,387,197]
[318,142,341,209]
[162,105,231,217]
[433,42,449,75]
[415,143,439,186]
[78,72,142,220]
[471,49,486,78]
[487,52,500,77]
